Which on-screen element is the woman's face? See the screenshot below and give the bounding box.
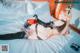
[38,25,59,39]
[26,24,59,40]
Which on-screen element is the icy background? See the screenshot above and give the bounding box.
[0,0,80,53]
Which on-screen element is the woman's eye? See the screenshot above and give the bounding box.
[43,25,47,27]
[50,27,53,29]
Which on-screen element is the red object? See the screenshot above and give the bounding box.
[27,19,38,25]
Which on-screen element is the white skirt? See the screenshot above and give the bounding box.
[0,32,80,53]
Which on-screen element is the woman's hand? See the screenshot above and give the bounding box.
[59,10,72,35]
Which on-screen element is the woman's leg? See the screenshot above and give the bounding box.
[0,31,25,40]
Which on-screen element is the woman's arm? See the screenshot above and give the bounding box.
[60,20,69,35]
[60,13,71,35]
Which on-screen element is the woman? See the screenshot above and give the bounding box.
[0,0,70,40]
[23,14,70,40]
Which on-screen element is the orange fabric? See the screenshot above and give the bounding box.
[27,19,37,25]
[48,0,57,17]
[48,0,68,20]
[32,0,47,2]
[55,0,68,19]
